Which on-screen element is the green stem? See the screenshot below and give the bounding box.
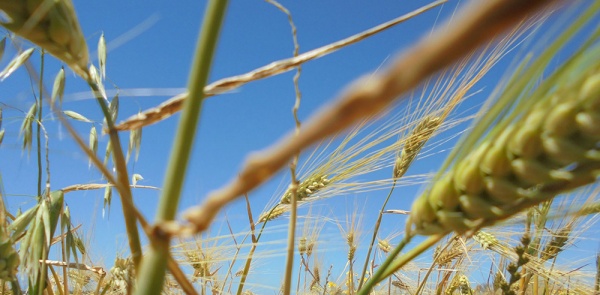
[154,0,227,223]
[357,181,396,289]
[133,1,228,294]
[37,50,44,197]
[87,81,142,268]
[357,234,442,295]
[235,205,277,295]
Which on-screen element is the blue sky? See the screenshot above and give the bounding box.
[1,0,598,291]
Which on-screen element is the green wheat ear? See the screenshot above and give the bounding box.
[408,4,600,237]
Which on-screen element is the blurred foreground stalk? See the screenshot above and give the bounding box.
[133,0,228,294]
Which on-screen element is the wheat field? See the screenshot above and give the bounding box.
[1,0,600,294]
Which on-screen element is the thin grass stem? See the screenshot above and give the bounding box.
[87,80,142,268]
[357,182,396,289]
[36,50,44,198]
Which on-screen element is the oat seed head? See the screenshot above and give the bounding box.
[0,0,89,78]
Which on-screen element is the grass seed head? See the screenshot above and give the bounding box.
[0,234,19,280]
[408,63,600,236]
[540,225,571,261]
[257,204,286,224]
[109,257,134,292]
[0,0,89,78]
[394,116,442,179]
[473,231,498,250]
[280,174,330,204]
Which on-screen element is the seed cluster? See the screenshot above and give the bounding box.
[394,116,442,179]
[0,0,89,77]
[110,257,134,292]
[473,231,497,250]
[280,175,330,204]
[0,234,19,280]
[408,70,600,236]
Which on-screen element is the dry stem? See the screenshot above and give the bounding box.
[115,0,447,131]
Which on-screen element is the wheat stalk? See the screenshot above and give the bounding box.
[114,1,447,131]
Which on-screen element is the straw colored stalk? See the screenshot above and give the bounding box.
[40,259,106,277]
[60,183,160,193]
[178,0,558,235]
[115,1,447,131]
[0,0,89,78]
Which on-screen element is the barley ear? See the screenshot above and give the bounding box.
[540,225,571,261]
[393,116,442,179]
[279,174,330,204]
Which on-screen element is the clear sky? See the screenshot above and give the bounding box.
[1,0,598,292]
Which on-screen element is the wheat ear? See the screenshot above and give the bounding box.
[408,29,600,236]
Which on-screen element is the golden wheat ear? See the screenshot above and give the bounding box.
[0,0,89,78]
